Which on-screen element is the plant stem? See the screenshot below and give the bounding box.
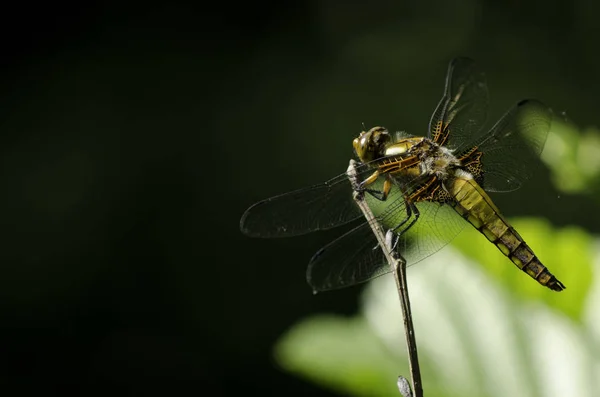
[346,159,423,397]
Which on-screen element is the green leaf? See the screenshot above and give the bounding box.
[275,241,600,397]
[274,315,401,397]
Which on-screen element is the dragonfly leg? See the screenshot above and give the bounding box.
[357,170,380,190]
[389,199,420,252]
[375,198,415,252]
[359,171,392,201]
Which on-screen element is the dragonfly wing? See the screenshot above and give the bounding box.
[240,164,381,238]
[307,182,467,292]
[472,99,552,192]
[429,57,489,149]
[394,201,467,266]
[307,221,388,292]
[370,183,467,268]
[308,181,412,291]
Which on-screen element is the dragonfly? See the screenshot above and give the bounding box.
[240,57,565,293]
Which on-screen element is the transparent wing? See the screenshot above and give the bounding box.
[393,201,466,270]
[473,99,552,192]
[307,181,466,292]
[428,57,489,149]
[307,222,384,292]
[240,163,383,238]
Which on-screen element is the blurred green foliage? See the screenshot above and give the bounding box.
[543,119,600,196]
[275,315,400,397]
[275,220,597,396]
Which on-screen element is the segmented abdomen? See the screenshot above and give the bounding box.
[446,176,565,291]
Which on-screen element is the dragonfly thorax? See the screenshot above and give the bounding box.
[383,136,463,182]
[416,138,462,181]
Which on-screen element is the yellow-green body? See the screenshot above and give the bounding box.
[446,176,564,291]
[353,126,565,292]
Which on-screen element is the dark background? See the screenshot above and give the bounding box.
[0,1,598,396]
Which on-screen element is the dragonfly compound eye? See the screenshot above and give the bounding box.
[353,127,390,162]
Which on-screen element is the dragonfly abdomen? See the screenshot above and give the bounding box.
[446,175,566,291]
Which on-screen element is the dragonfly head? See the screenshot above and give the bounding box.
[353,126,391,163]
